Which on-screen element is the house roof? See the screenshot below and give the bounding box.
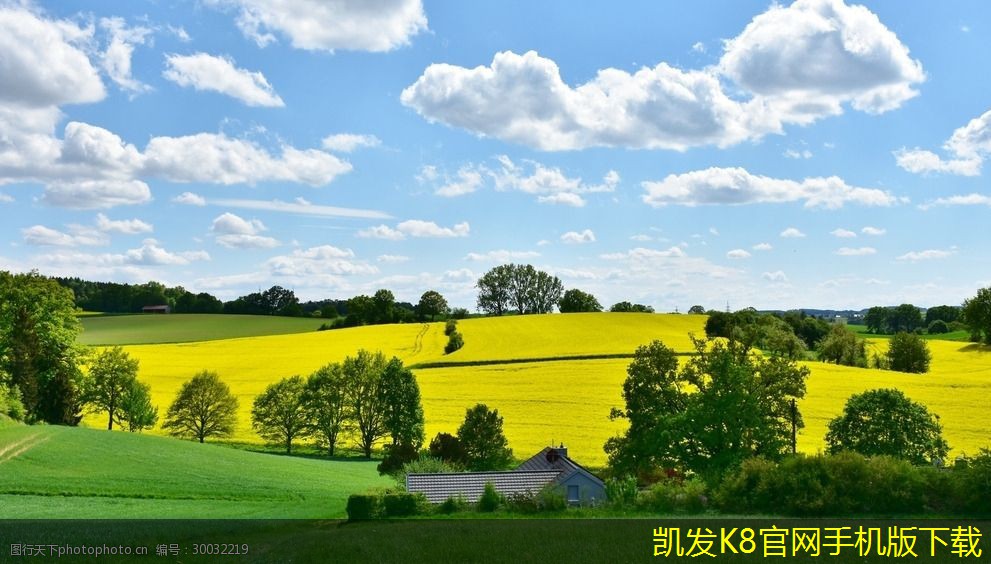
[406,470,561,504]
[516,447,605,488]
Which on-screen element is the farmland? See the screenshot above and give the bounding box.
[74,313,991,467]
[0,423,388,518]
[78,314,329,345]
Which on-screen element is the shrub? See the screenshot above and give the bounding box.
[428,432,466,466]
[0,384,25,422]
[445,331,464,354]
[952,449,991,515]
[948,320,967,333]
[605,475,638,508]
[444,319,458,336]
[382,492,427,517]
[451,308,469,320]
[504,486,567,514]
[395,457,458,490]
[886,332,931,373]
[437,495,469,514]
[346,494,382,521]
[928,320,949,334]
[637,478,709,514]
[477,482,502,512]
[377,443,419,476]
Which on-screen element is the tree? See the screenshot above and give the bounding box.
[925,305,960,326]
[303,364,349,456]
[344,350,389,458]
[687,305,706,315]
[864,306,889,334]
[508,264,537,315]
[457,404,514,470]
[377,357,425,449]
[118,380,158,432]
[825,389,948,465]
[429,432,467,466]
[963,287,991,344]
[416,290,449,321]
[610,301,654,313]
[83,346,139,431]
[889,303,923,333]
[162,371,239,443]
[252,375,310,454]
[928,320,949,334]
[559,289,603,313]
[605,337,809,481]
[0,271,84,424]
[886,332,931,373]
[476,265,512,316]
[817,325,867,367]
[530,270,564,313]
[346,294,374,325]
[372,289,396,324]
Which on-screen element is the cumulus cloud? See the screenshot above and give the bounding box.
[560,229,596,244]
[895,109,991,176]
[780,227,806,238]
[465,250,540,262]
[435,166,484,197]
[762,270,789,283]
[830,228,856,238]
[920,193,991,209]
[321,133,381,153]
[835,246,876,256]
[784,149,813,159]
[377,254,409,263]
[96,213,153,234]
[397,220,469,238]
[753,242,773,251]
[35,241,210,268]
[642,167,900,209]
[861,226,886,235]
[174,192,206,206]
[211,212,279,249]
[601,247,687,260]
[164,52,284,107]
[726,249,751,259]
[22,225,107,247]
[357,225,405,240]
[265,245,377,279]
[896,249,956,262]
[207,0,427,52]
[100,17,152,94]
[491,156,618,206]
[402,0,923,151]
[42,180,152,209]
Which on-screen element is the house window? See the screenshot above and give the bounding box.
[567,485,580,503]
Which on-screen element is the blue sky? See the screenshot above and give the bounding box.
[1,0,989,310]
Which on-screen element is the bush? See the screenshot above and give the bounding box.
[437,495,469,514]
[377,443,419,475]
[504,486,567,514]
[382,492,427,517]
[637,478,709,514]
[886,332,931,373]
[346,494,382,521]
[477,482,502,512]
[445,331,464,354]
[605,475,638,508]
[952,449,991,515]
[428,432,466,465]
[450,308,469,320]
[0,384,25,422]
[948,320,967,333]
[444,319,458,336]
[928,320,949,334]
[396,457,458,489]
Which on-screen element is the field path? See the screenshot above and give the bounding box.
[0,432,49,464]
[411,323,429,355]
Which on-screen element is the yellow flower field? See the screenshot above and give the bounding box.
[81,315,991,467]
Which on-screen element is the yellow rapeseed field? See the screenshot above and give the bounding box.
[83,314,991,467]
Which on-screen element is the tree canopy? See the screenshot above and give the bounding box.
[162,371,239,443]
[476,264,563,315]
[559,289,603,313]
[886,332,931,373]
[252,375,310,454]
[825,388,948,465]
[82,346,140,431]
[416,290,449,321]
[457,403,514,470]
[963,287,991,344]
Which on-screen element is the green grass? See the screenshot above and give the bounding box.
[78,314,328,345]
[0,425,389,518]
[846,324,971,342]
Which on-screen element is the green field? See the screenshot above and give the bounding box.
[78,314,328,345]
[0,423,388,518]
[846,323,971,342]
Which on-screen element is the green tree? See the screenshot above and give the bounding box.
[605,337,809,482]
[377,357,425,449]
[162,371,239,443]
[428,432,467,466]
[344,350,389,458]
[817,325,868,367]
[372,289,396,324]
[252,376,310,454]
[559,289,603,313]
[82,346,139,431]
[457,404,514,470]
[118,380,158,432]
[610,301,655,313]
[886,332,931,373]
[963,287,991,344]
[890,304,923,333]
[687,305,706,315]
[476,265,512,316]
[825,388,948,464]
[303,363,349,456]
[530,270,564,313]
[416,290,449,321]
[927,320,949,334]
[0,271,84,424]
[864,306,889,334]
[925,305,960,326]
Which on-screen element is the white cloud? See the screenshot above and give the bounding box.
[100,17,152,94]
[783,149,813,159]
[830,228,857,238]
[435,167,484,197]
[95,213,153,234]
[208,0,428,52]
[126,242,210,265]
[357,225,405,240]
[490,155,617,206]
[265,245,377,278]
[465,250,540,262]
[560,229,596,244]
[642,167,900,209]
[377,254,409,263]
[835,246,877,256]
[780,227,806,238]
[174,192,206,206]
[896,249,956,262]
[168,25,191,42]
[630,234,653,242]
[402,1,923,151]
[709,227,719,236]
[921,193,991,209]
[692,41,706,53]
[396,220,469,238]
[42,180,152,209]
[861,226,886,236]
[752,242,773,251]
[538,192,586,207]
[213,198,389,219]
[601,247,687,260]
[726,249,751,259]
[895,109,991,176]
[163,52,284,107]
[321,133,381,152]
[22,225,106,247]
[210,212,279,249]
[762,270,789,283]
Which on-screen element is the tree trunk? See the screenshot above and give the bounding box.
[107,411,113,430]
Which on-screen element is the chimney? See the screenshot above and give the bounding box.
[551,443,568,459]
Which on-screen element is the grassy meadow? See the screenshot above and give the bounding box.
[72,313,991,467]
[0,423,388,518]
[78,313,330,345]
